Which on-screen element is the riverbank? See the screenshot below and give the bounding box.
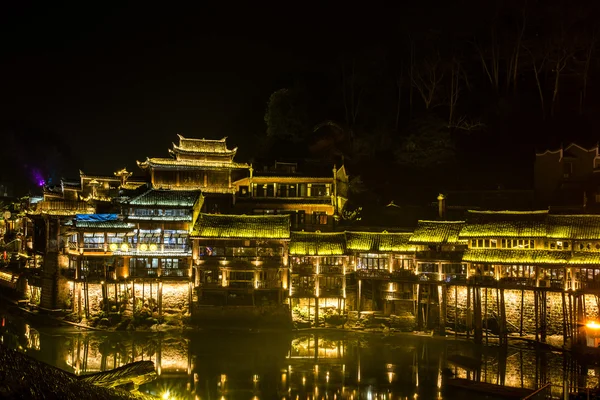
[0,344,155,400]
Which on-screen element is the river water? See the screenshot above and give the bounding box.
[1,308,599,399]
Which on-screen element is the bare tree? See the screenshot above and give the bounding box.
[580,31,597,114]
[448,58,461,126]
[525,45,548,119]
[411,52,444,110]
[341,59,363,133]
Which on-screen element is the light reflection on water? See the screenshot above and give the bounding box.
[1,312,599,399]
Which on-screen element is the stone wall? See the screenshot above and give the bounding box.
[160,282,189,314]
[445,286,600,337]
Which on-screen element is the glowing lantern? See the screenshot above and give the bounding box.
[109,243,118,251]
[120,243,129,252]
[149,243,158,252]
[140,244,148,251]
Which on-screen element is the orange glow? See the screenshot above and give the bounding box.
[587,321,600,330]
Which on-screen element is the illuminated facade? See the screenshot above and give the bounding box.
[232,161,348,231]
[190,213,290,306]
[346,232,416,315]
[137,135,250,213]
[288,232,348,324]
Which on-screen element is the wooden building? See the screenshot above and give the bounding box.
[288,232,348,324]
[190,213,290,306]
[232,161,348,231]
[137,135,250,213]
[346,231,415,315]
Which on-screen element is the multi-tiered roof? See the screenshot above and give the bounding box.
[137,135,249,171]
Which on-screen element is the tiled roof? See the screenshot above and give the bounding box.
[409,221,465,244]
[289,232,347,255]
[137,157,249,170]
[127,190,201,207]
[460,210,548,238]
[190,213,290,239]
[463,249,569,265]
[236,197,332,205]
[547,215,600,240]
[569,252,600,265]
[72,220,135,230]
[346,232,415,252]
[120,182,146,190]
[176,135,233,153]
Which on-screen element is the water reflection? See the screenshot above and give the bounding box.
[1,310,599,399]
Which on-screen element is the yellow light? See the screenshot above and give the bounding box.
[162,391,170,400]
[109,243,118,251]
[120,243,129,252]
[149,243,158,252]
[587,321,600,330]
[140,243,148,251]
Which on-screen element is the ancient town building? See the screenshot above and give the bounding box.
[190,213,290,306]
[232,161,348,231]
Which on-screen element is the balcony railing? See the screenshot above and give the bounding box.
[161,268,189,278]
[578,281,600,291]
[130,269,159,278]
[319,265,343,274]
[255,280,282,289]
[291,287,315,297]
[319,287,343,297]
[293,264,316,275]
[356,269,391,279]
[382,291,414,301]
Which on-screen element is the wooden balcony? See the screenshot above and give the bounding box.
[293,264,315,275]
[255,280,283,289]
[319,287,343,297]
[382,291,414,301]
[319,265,343,275]
[290,287,315,297]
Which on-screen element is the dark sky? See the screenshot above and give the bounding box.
[1,3,380,176]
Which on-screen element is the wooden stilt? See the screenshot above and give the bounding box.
[466,285,471,341]
[473,286,482,344]
[540,290,547,343]
[520,288,524,337]
[534,289,539,342]
[484,287,488,345]
[562,291,567,347]
[454,285,458,338]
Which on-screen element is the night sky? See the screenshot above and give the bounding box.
[0,3,387,175]
[2,2,600,200]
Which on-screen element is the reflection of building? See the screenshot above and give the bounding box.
[190,213,290,306]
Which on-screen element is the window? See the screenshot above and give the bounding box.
[311,184,329,197]
[313,212,328,225]
[563,162,573,178]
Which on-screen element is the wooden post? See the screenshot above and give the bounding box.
[132,280,136,315]
[534,289,539,342]
[520,288,524,337]
[439,284,447,336]
[499,288,507,346]
[466,285,471,341]
[454,285,458,338]
[540,290,547,343]
[561,291,567,347]
[474,286,482,344]
[484,287,488,345]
